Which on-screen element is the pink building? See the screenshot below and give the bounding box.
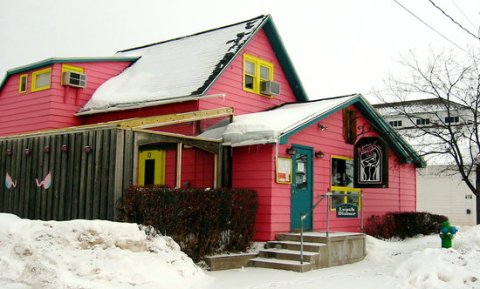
[0,15,423,241]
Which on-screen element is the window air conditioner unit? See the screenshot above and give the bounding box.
[260,81,280,96]
[62,71,87,88]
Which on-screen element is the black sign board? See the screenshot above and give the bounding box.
[336,203,358,218]
[354,137,388,188]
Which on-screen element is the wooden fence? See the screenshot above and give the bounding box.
[0,128,134,221]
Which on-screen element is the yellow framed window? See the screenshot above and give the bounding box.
[61,64,85,84]
[330,155,361,209]
[31,67,52,92]
[243,54,274,94]
[18,74,28,93]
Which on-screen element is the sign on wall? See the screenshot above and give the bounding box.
[276,157,292,184]
[354,137,388,188]
[336,203,358,218]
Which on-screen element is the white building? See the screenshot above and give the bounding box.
[374,98,477,226]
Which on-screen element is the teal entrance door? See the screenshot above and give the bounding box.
[291,146,313,231]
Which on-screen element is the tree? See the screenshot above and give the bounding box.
[377,49,480,224]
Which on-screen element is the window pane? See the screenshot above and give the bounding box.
[36,72,51,88]
[260,66,270,80]
[245,61,255,75]
[331,191,344,209]
[332,158,353,187]
[346,191,359,206]
[244,75,254,89]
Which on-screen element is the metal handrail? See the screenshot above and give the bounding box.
[298,191,361,264]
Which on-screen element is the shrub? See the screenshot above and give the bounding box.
[364,211,448,239]
[119,186,258,261]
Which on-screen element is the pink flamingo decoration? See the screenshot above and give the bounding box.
[36,172,52,189]
[5,173,17,189]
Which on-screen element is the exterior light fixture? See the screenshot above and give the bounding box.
[318,123,328,131]
[315,150,325,158]
[286,147,296,155]
[61,144,68,152]
[24,148,31,156]
[5,148,12,156]
[43,146,50,153]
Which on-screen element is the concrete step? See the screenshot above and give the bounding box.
[259,248,319,263]
[266,240,327,252]
[276,233,328,243]
[248,257,313,272]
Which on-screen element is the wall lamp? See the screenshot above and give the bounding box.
[315,150,325,158]
[83,145,93,154]
[286,147,296,155]
[318,123,328,131]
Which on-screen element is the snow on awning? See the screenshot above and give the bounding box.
[200,95,358,147]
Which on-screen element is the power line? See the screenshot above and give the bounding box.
[450,0,477,31]
[392,0,466,52]
[427,0,480,41]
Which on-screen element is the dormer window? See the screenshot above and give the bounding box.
[243,54,274,95]
[31,67,52,92]
[389,120,402,127]
[18,74,28,93]
[416,118,430,126]
[444,116,459,124]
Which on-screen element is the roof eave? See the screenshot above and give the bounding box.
[0,56,140,92]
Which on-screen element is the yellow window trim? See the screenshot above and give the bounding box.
[329,187,362,210]
[331,155,352,161]
[31,67,52,92]
[243,53,274,95]
[18,74,28,93]
[61,64,85,85]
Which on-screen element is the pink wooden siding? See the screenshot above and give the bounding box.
[163,147,214,188]
[200,29,298,115]
[233,105,417,241]
[0,61,132,136]
[232,145,276,241]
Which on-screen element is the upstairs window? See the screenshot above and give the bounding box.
[18,74,28,93]
[416,118,430,126]
[31,67,52,92]
[444,116,459,124]
[243,54,274,95]
[389,120,402,127]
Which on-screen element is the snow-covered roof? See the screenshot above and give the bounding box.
[207,95,358,146]
[200,94,425,167]
[79,16,269,114]
[374,97,469,116]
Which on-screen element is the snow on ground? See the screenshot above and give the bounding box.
[1,213,479,289]
[0,213,207,289]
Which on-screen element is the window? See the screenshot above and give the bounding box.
[243,54,274,95]
[18,74,28,93]
[444,116,459,124]
[331,156,361,209]
[389,120,402,127]
[31,67,52,92]
[416,118,430,126]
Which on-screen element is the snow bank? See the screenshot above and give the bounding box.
[0,214,207,289]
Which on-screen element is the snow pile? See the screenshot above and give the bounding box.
[0,213,207,289]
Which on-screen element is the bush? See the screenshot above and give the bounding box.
[364,211,448,239]
[118,186,258,261]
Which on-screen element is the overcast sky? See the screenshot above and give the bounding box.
[0,0,479,100]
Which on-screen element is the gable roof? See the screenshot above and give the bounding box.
[201,94,424,167]
[373,97,470,116]
[0,57,139,92]
[78,15,308,115]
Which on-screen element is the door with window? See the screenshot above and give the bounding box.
[291,146,313,231]
[138,149,166,186]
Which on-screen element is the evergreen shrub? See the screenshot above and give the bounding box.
[364,211,448,239]
[119,186,258,261]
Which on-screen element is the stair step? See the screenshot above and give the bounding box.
[276,233,328,243]
[249,257,313,272]
[260,248,318,262]
[266,240,327,252]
